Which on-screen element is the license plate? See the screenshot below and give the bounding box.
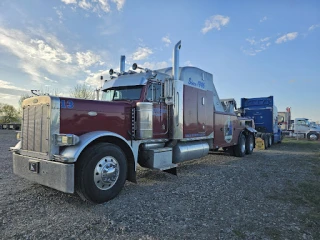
[29,161,39,173]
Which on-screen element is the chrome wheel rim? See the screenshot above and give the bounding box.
[94,156,120,190]
[310,134,318,141]
[241,138,246,153]
[250,137,254,151]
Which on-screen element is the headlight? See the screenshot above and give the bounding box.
[55,134,80,146]
[16,131,21,140]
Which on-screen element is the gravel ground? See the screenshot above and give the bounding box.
[0,130,319,240]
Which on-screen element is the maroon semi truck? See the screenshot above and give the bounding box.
[11,41,256,203]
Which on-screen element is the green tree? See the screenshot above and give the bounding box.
[0,104,19,123]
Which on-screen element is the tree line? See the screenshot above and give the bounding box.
[0,84,96,124]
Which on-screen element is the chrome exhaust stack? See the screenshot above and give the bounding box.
[165,40,183,140]
[172,40,181,80]
[120,55,125,73]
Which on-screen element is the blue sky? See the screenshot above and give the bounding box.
[0,0,319,121]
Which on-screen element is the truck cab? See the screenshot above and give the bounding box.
[293,118,320,140]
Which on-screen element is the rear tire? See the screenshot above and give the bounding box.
[234,134,246,157]
[267,135,272,148]
[75,143,127,204]
[245,134,254,155]
[261,134,268,149]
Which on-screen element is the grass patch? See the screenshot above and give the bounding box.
[268,139,320,238]
[298,182,320,207]
[282,138,320,152]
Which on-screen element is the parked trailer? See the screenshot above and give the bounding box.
[10,41,256,204]
[0,123,21,130]
[290,118,320,140]
[239,96,282,149]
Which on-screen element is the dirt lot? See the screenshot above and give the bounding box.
[0,130,319,240]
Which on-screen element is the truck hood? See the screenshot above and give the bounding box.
[60,97,133,112]
[59,97,133,137]
[310,127,320,132]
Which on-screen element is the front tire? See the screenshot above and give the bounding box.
[234,134,246,157]
[307,132,319,141]
[75,143,127,204]
[245,134,254,155]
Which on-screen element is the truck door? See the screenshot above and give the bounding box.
[294,119,309,134]
[146,82,168,139]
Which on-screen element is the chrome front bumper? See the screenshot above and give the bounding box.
[13,153,74,193]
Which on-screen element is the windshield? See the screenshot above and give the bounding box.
[305,120,310,126]
[101,86,143,101]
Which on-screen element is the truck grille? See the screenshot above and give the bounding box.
[22,104,50,153]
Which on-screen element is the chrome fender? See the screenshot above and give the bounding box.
[59,131,134,163]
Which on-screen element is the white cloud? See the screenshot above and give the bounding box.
[132,47,153,60]
[0,80,29,105]
[260,37,270,42]
[162,35,171,47]
[260,16,267,22]
[79,0,92,10]
[84,69,109,86]
[44,77,58,83]
[0,26,103,83]
[201,15,230,34]
[96,0,110,12]
[242,36,272,56]
[111,0,125,11]
[55,9,63,23]
[61,0,77,4]
[184,61,193,66]
[76,51,102,68]
[246,38,256,45]
[0,80,29,92]
[309,24,320,31]
[275,32,298,44]
[29,39,72,63]
[61,0,125,13]
[0,93,20,108]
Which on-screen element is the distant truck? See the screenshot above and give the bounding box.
[290,118,320,140]
[239,96,282,149]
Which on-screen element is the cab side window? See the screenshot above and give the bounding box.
[297,120,307,125]
[146,83,163,102]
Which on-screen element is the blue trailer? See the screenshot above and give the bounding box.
[239,96,282,149]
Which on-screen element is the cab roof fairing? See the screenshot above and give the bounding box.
[156,66,225,112]
[101,71,171,90]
